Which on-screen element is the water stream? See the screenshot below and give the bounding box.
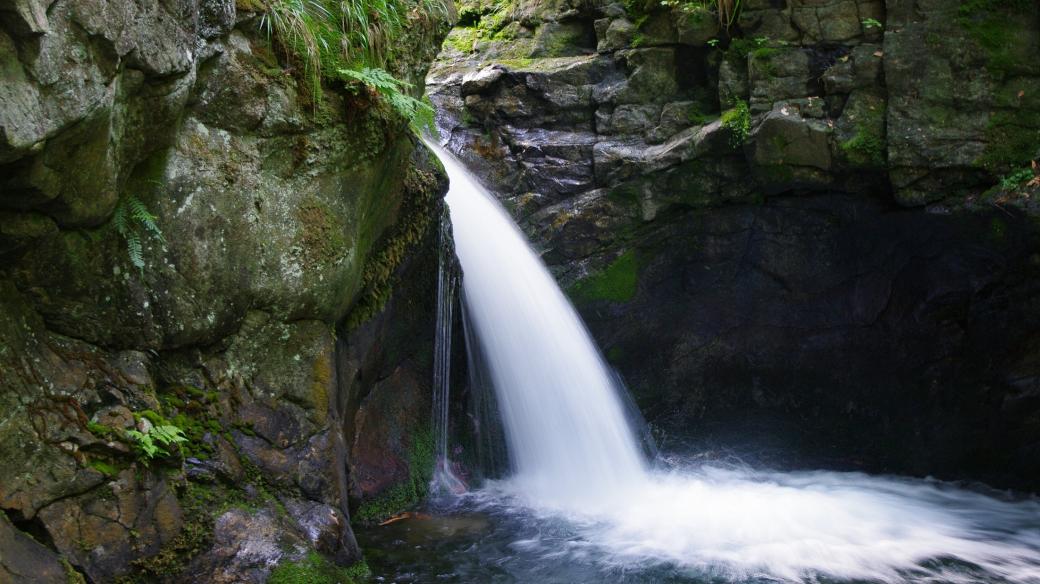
[384,141,1040,583]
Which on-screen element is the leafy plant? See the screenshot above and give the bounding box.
[722,99,751,148]
[125,424,188,460]
[861,17,883,29]
[338,67,436,134]
[113,195,164,271]
[1000,166,1037,191]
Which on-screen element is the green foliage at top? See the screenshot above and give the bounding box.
[113,195,164,271]
[269,552,369,584]
[125,424,188,460]
[569,250,640,303]
[629,0,740,30]
[258,0,448,130]
[721,99,751,148]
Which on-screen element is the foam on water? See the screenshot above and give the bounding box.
[429,139,1040,583]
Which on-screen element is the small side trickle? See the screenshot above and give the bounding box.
[430,210,467,497]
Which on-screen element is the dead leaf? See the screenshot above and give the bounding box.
[873,51,883,57]
[1018,90,1026,98]
[379,511,432,526]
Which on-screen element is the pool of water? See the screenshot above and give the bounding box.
[359,459,1040,584]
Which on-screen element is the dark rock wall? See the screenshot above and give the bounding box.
[428,0,1040,487]
[0,1,449,582]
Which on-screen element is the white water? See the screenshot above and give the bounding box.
[431,140,1040,583]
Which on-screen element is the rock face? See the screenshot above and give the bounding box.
[429,0,1040,486]
[0,0,449,582]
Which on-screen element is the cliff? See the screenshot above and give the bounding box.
[0,0,450,581]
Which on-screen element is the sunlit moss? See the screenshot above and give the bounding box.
[569,251,640,303]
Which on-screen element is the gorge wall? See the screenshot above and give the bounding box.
[428,0,1040,486]
[0,1,449,582]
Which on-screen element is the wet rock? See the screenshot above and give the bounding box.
[184,507,308,584]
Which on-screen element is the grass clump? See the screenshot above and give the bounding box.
[257,0,448,129]
[569,250,640,303]
[269,552,370,584]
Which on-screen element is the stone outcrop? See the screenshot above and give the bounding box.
[0,0,449,581]
[429,0,1040,487]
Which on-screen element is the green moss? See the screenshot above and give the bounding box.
[269,552,369,584]
[721,100,751,148]
[444,26,480,53]
[86,421,115,438]
[297,200,348,268]
[979,109,1040,172]
[344,168,439,330]
[569,251,640,303]
[87,460,122,477]
[840,101,886,168]
[842,124,885,167]
[957,0,1038,77]
[118,482,228,582]
[62,559,86,584]
[355,425,434,524]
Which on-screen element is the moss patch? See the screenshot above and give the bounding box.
[297,201,348,268]
[569,251,640,303]
[344,167,439,329]
[957,0,1038,77]
[979,109,1040,172]
[443,26,480,53]
[721,100,751,148]
[355,425,434,523]
[269,552,369,584]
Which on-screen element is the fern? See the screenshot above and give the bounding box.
[125,424,188,460]
[113,195,164,271]
[338,67,436,134]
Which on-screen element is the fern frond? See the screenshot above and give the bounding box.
[126,232,144,269]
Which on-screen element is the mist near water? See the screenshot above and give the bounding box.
[429,139,1040,583]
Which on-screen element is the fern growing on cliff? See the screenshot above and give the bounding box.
[338,67,436,134]
[113,195,164,271]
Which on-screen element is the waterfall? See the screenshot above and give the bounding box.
[426,140,645,511]
[425,139,1040,583]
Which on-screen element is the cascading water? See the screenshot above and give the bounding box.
[423,140,1040,583]
[426,140,646,511]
